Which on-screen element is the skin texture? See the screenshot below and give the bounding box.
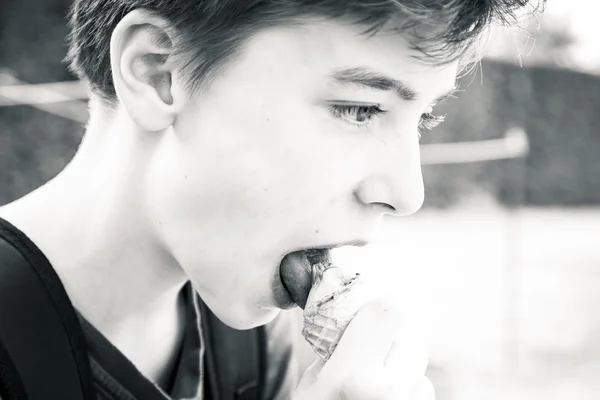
[0,11,457,388]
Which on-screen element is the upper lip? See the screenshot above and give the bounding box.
[277,240,372,273]
[296,239,371,252]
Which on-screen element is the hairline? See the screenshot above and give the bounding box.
[93,14,480,110]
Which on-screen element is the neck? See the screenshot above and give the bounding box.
[0,109,188,342]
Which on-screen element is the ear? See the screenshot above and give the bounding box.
[110,9,187,131]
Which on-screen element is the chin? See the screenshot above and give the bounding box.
[211,302,281,330]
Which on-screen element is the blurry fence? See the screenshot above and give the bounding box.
[0,66,538,209]
[3,59,600,208]
[420,61,600,208]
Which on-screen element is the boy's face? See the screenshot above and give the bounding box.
[145,20,458,328]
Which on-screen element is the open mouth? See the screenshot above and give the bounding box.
[278,240,369,309]
[278,248,332,309]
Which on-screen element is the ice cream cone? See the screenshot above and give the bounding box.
[301,261,367,362]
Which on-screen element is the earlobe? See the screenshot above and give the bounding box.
[110,9,185,131]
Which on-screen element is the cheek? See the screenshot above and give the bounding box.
[182,98,358,209]
[155,85,378,260]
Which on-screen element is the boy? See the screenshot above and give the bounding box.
[0,1,542,399]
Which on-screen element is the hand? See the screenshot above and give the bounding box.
[293,300,434,399]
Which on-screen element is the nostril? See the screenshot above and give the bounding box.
[372,202,396,213]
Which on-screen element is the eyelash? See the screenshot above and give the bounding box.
[419,112,446,131]
[329,104,446,135]
[329,104,387,128]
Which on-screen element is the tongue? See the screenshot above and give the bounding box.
[279,249,331,309]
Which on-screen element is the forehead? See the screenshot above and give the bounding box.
[231,20,458,100]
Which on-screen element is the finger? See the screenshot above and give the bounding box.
[323,300,396,373]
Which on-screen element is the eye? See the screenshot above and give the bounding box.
[329,103,387,128]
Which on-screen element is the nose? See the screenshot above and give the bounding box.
[355,137,425,217]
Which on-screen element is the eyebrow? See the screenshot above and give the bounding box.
[329,67,457,104]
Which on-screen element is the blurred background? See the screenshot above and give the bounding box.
[1,0,599,399]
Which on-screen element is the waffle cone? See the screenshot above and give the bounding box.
[301,262,366,362]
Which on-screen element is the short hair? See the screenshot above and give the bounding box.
[65,0,544,104]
